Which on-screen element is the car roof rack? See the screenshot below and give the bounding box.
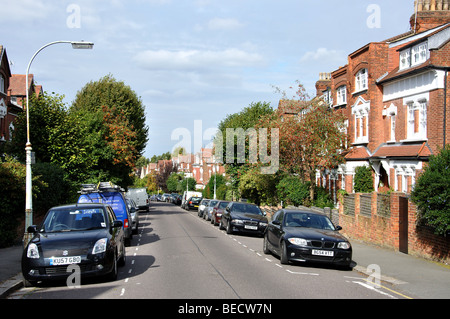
[79,181,125,194]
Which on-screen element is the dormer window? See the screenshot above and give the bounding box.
[399,41,428,71]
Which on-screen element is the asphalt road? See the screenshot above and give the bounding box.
[10,202,406,300]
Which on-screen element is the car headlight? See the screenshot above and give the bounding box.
[92,238,107,254]
[27,243,40,259]
[232,219,244,225]
[288,238,308,247]
[337,242,351,250]
[259,222,268,227]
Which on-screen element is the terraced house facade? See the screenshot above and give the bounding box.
[316,1,450,195]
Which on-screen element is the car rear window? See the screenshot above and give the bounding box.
[78,192,127,218]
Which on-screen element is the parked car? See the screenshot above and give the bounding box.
[263,209,352,267]
[181,191,203,209]
[186,196,202,210]
[220,202,268,236]
[126,188,149,211]
[22,203,126,286]
[125,198,140,234]
[78,182,133,246]
[203,199,219,221]
[211,200,230,226]
[198,199,210,217]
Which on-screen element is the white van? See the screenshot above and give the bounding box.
[181,191,202,209]
[126,188,149,211]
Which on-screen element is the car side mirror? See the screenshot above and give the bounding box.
[272,220,281,226]
[335,226,342,231]
[27,225,38,233]
[112,220,123,228]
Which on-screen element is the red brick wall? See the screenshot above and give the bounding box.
[338,192,450,264]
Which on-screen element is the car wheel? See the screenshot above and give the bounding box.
[226,221,233,234]
[108,253,118,281]
[263,234,270,255]
[219,220,224,230]
[280,241,289,265]
[118,244,126,267]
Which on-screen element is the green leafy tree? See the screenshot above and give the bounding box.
[411,146,450,237]
[216,102,274,196]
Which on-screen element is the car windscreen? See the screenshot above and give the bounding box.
[232,203,263,215]
[41,207,106,233]
[284,212,335,230]
[79,192,127,219]
[218,202,230,209]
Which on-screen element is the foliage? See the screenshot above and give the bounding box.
[203,174,228,200]
[166,173,183,193]
[216,101,274,193]
[71,74,148,155]
[258,82,348,202]
[354,166,374,193]
[411,146,450,237]
[276,175,310,207]
[180,177,197,192]
[238,169,279,205]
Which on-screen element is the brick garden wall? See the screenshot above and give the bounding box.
[339,191,450,264]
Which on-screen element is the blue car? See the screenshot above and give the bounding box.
[78,182,133,245]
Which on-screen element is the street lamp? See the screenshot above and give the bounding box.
[23,41,94,247]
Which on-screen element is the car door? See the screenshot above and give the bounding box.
[268,210,284,253]
[107,206,123,256]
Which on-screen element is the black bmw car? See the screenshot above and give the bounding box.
[263,209,352,268]
[22,203,126,286]
[220,202,268,236]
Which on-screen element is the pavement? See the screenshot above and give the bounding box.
[1,238,449,299]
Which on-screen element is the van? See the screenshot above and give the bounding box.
[78,182,133,245]
[181,191,202,209]
[126,188,149,211]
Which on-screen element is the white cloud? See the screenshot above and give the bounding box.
[207,18,244,31]
[133,48,265,71]
[1,0,55,22]
[299,47,345,63]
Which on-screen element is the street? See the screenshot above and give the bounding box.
[10,202,410,300]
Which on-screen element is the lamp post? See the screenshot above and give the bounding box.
[23,41,94,247]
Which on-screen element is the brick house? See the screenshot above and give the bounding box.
[316,1,450,196]
[0,45,43,144]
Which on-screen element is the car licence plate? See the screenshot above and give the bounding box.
[49,256,82,266]
[244,225,258,230]
[312,250,334,257]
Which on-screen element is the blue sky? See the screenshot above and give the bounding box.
[0,0,414,159]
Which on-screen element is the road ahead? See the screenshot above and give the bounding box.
[11,202,407,300]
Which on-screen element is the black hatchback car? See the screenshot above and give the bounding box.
[22,203,126,286]
[220,202,268,236]
[263,209,352,268]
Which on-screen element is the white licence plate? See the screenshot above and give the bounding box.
[50,256,82,266]
[312,250,334,257]
[244,225,258,230]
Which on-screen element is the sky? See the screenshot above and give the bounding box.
[0,0,414,159]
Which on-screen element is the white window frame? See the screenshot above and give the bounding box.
[355,68,368,92]
[406,99,427,141]
[0,74,5,94]
[336,86,347,106]
[399,41,428,71]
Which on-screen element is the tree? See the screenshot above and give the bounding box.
[411,146,450,237]
[216,102,274,197]
[258,82,347,202]
[71,74,148,155]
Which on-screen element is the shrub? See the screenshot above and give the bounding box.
[411,146,450,237]
[354,166,374,193]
